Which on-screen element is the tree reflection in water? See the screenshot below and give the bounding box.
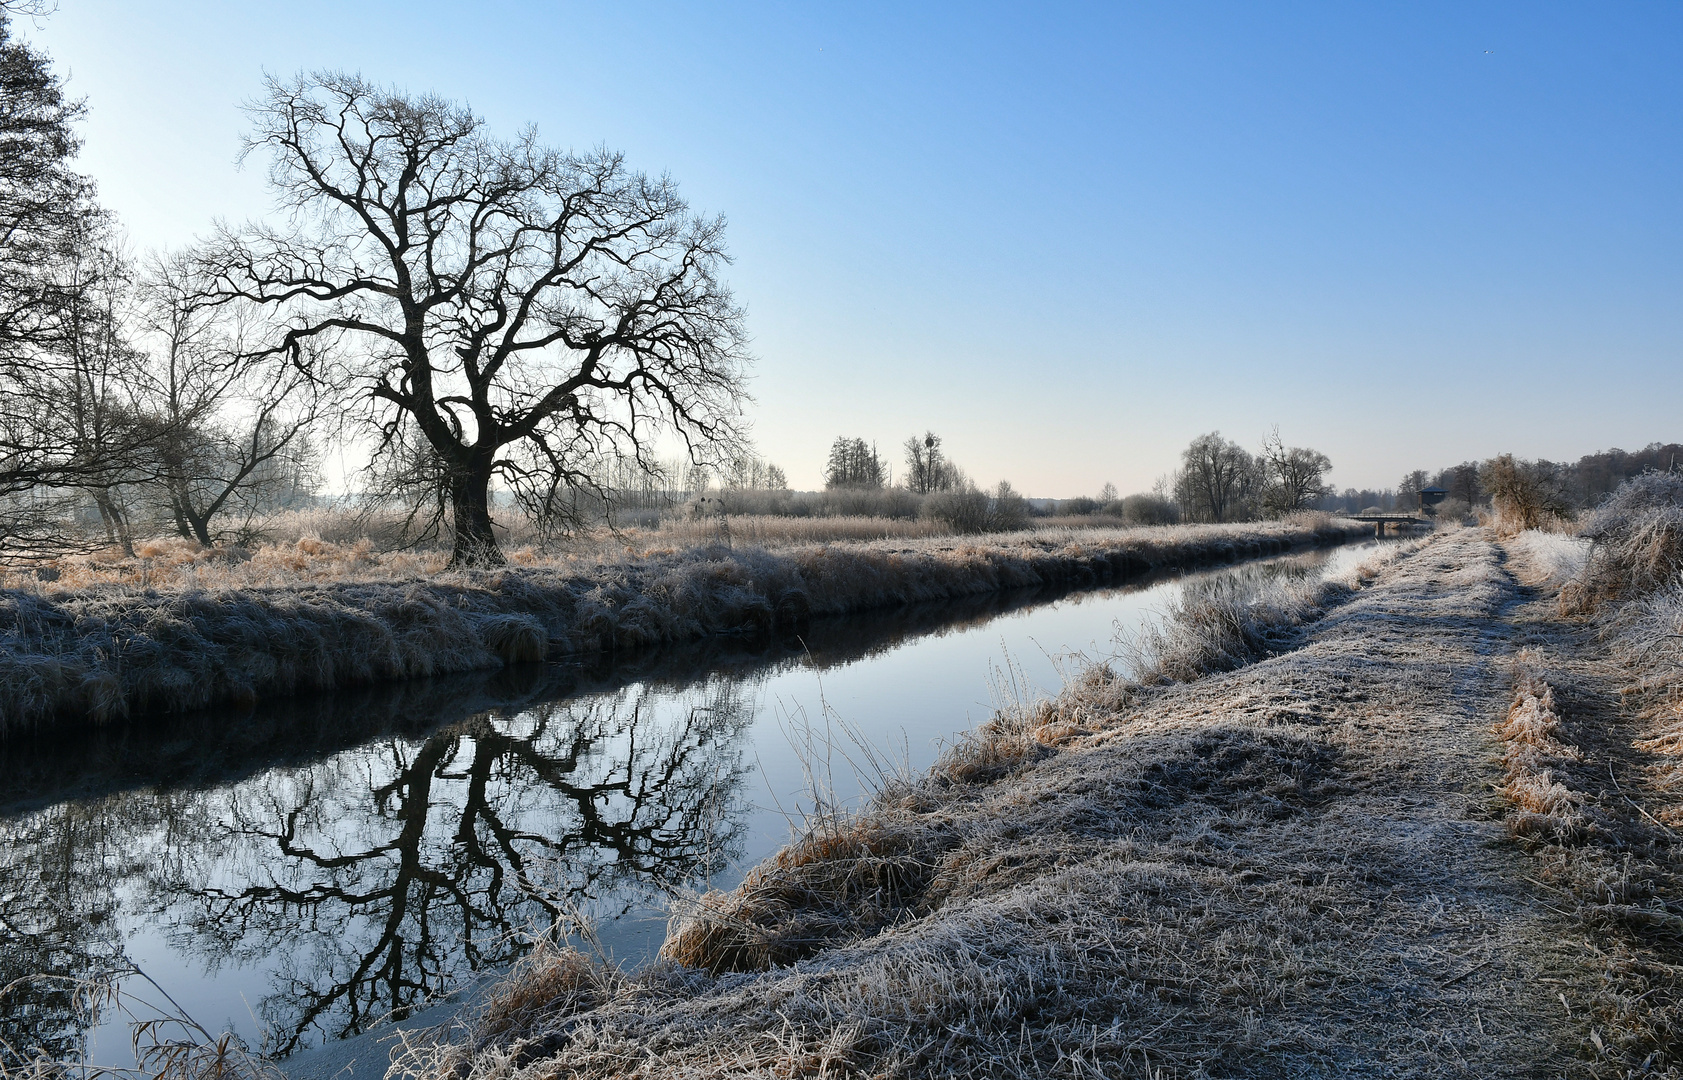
[0,802,129,1068]
[118,680,746,1057]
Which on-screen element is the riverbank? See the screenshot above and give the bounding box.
[397,528,1683,1078]
[0,516,1369,738]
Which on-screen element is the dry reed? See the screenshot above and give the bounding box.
[1561,471,1683,612]
[1493,651,1595,841]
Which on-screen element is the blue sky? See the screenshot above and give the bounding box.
[27,2,1683,495]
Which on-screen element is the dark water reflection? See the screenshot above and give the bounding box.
[0,542,1380,1065]
[2,683,754,1059]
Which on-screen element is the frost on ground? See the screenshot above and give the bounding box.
[1505,528,1591,592]
[0,518,1366,737]
[396,531,1666,1079]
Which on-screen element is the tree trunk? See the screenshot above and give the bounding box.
[167,482,195,542]
[93,490,135,558]
[449,453,504,567]
[184,506,213,547]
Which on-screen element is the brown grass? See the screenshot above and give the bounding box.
[0,517,1370,737]
[1486,535,1683,1073]
[1493,651,1594,840]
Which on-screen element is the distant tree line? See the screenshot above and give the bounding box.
[802,432,1026,532]
[1379,442,1683,523]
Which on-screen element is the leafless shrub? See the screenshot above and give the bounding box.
[1118,492,1178,525]
[920,480,1030,534]
[1482,453,1573,535]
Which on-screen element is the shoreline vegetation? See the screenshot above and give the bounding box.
[374,476,1683,1079]
[0,515,1371,738]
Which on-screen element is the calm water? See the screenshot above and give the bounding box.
[0,541,1384,1065]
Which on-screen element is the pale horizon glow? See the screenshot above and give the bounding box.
[26,2,1683,497]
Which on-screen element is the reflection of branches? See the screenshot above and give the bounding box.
[0,804,129,1068]
[142,682,750,1056]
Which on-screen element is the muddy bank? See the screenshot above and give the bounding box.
[0,517,1369,738]
[403,530,1682,1078]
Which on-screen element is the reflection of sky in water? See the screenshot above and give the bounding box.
[0,541,1384,1066]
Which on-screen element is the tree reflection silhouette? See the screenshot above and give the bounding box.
[141,681,751,1055]
[0,802,129,1068]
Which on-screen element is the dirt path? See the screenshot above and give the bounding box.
[419,531,1660,1079]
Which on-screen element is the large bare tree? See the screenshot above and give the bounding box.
[202,73,751,564]
[1175,431,1259,523]
[1259,427,1332,517]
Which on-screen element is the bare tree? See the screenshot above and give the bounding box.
[1259,427,1332,517]
[200,73,750,565]
[1393,469,1431,514]
[903,431,957,494]
[1174,431,1259,523]
[825,436,884,489]
[1438,461,1481,507]
[722,451,785,490]
[134,250,319,545]
[0,14,156,547]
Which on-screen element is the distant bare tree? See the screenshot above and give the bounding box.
[825,436,884,489]
[1437,461,1481,508]
[1396,469,1429,512]
[199,73,750,565]
[58,220,149,553]
[903,431,957,494]
[722,451,785,490]
[1259,428,1332,517]
[1174,431,1259,523]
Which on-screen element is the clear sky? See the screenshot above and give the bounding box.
[24,1,1683,496]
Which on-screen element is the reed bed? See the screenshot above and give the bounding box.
[1566,473,1683,818]
[0,517,1370,736]
[1491,519,1683,1072]
[1561,471,1683,613]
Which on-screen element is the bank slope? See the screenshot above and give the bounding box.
[0,518,1367,737]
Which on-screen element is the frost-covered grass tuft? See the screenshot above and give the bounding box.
[1562,471,1683,612]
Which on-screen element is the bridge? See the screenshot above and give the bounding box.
[1350,514,1433,536]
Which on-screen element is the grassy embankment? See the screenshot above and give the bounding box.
[396,484,1683,1079]
[0,516,1368,738]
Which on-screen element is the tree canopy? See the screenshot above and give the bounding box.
[201,73,751,564]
